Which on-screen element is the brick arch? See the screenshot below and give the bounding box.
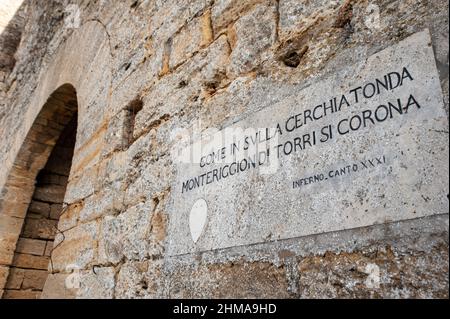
[0,84,78,299]
[0,20,112,199]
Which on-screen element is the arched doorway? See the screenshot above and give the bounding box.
[0,84,78,299]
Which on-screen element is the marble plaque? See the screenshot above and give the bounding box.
[167,29,449,256]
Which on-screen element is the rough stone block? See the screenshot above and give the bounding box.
[21,269,48,290]
[64,165,98,204]
[0,231,18,265]
[278,0,339,40]
[41,273,77,299]
[132,35,230,140]
[0,266,9,289]
[38,173,68,186]
[0,186,34,218]
[12,253,49,270]
[149,0,213,45]
[5,267,24,289]
[168,261,290,298]
[76,267,115,299]
[44,241,53,257]
[2,289,41,299]
[211,0,265,34]
[51,221,99,272]
[227,3,277,76]
[70,125,104,176]
[98,216,123,265]
[99,202,154,264]
[297,244,449,298]
[50,203,63,220]
[33,184,66,204]
[170,10,213,69]
[108,54,159,117]
[122,146,173,208]
[115,261,148,298]
[198,34,231,83]
[0,199,30,218]
[115,260,164,299]
[102,109,133,157]
[79,187,123,223]
[15,238,47,256]
[58,202,82,232]
[96,151,128,188]
[28,200,50,218]
[0,214,24,234]
[22,218,58,240]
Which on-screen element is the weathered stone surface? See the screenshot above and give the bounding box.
[296,244,449,299]
[22,218,57,240]
[98,216,123,265]
[0,266,8,289]
[28,201,50,218]
[58,202,82,232]
[0,215,23,235]
[0,186,34,218]
[15,238,47,256]
[44,241,52,257]
[11,253,49,270]
[96,151,128,190]
[5,267,24,289]
[148,0,213,46]
[76,267,115,299]
[168,261,291,298]
[211,0,266,34]
[41,273,77,299]
[5,268,48,290]
[49,203,63,220]
[278,0,340,40]
[0,216,23,265]
[133,34,231,140]
[124,157,173,209]
[79,188,123,223]
[51,221,99,272]
[99,201,156,264]
[70,126,104,177]
[115,260,164,299]
[102,110,134,157]
[170,10,213,69]
[0,199,30,220]
[2,289,41,299]
[227,3,277,76]
[21,269,48,290]
[64,165,98,204]
[0,231,18,265]
[33,184,66,204]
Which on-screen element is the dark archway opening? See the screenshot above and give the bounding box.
[1,87,78,299]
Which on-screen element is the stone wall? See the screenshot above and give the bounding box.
[0,0,448,299]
